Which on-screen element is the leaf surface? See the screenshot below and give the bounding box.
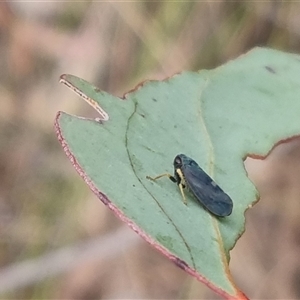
[55,48,300,299]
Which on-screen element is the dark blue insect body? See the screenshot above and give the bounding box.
[147,154,233,217]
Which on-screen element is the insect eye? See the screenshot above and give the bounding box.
[174,157,182,167]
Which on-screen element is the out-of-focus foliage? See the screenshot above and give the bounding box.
[1,2,300,299]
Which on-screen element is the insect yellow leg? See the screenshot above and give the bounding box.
[146,173,173,181]
[178,183,187,205]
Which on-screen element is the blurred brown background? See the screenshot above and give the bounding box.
[1,2,300,299]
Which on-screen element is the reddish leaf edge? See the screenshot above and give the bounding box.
[231,135,300,249]
[54,111,248,300]
[59,74,109,121]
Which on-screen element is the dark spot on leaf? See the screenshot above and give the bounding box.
[139,113,145,118]
[174,257,188,270]
[95,118,104,124]
[96,191,111,205]
[152,98,157,102]
[94,87,101,93]
[265,66,276,74]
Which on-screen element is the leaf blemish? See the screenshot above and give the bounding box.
[264,65,276,74]
[174,257,189,270]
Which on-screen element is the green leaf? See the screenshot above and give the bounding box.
[55,47,300,299]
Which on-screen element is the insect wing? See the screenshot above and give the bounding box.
[182,163,233,217]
